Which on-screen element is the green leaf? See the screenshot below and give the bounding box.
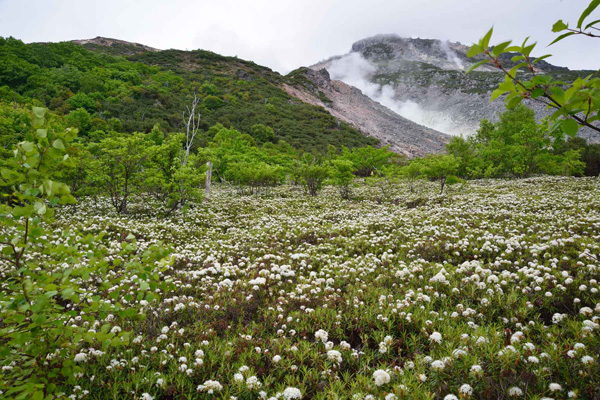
[21,141,34,153]
[578,0,600,28]
[490,88,507,102]
[531,88,545,98]
[533,54,552,64]
[467,44,484,58]
[34,202,47,216]
[465,60,489,74]
[32,391,44,400]
[491,41,512,56]
[522,43,536,56]
[552,20,568,32]
[36,129,47,139]
[52,139,65,150]
[481,27,494,49]
[585,18,600,29]
[549,32,576,46]
[32,107,46,119]
[506,95,524,108]
[561,118,579,136]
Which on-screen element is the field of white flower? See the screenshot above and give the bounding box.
[4,177,600,400]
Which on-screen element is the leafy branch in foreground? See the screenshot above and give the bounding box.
[0,107,173,399]
[466,0,600,138]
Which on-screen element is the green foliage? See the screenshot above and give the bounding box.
[0,37,377,152]
[446,106,587,179]
[203,95,224,110]
[0,102,31,160]
[295,155,330,196]
[250,123,276,143]
[65,107,92,136]
[553,136,600,176]
[466,1,600,138]
[0,107,173,399]
[340,145,394,177]
[224,161,284,194]
[400,160,424,192]
[67,92,96,112]
[330,159,356,199]
[88,132,149,213]
[420,154,459,194]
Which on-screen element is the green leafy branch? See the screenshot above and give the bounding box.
[466,0,600,138]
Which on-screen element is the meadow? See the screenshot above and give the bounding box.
[4,177,599,400]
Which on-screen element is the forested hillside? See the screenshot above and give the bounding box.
[0,37,377,152]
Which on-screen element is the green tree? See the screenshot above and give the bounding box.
[296,155,330,196]
[466,1,600,138]
[341,145,392,177]
[203,95,224,110]
[250,123,276,143]
[421,154,459,195]
[330,159,355,199]
[65,107,92,136]
[67,92,96,112]
[400,160,424,193]
[0,109,172,400]
[88,133,149,213]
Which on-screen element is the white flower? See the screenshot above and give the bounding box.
[246,376,261,389]
[459,384,473,397]
[580,307,593,316]
[510,331,524,344]
[444,395,458,400]
[581,355,594,364]
[549,383,562,392]
[327,350,342,363]
[373,369,390,386]
[431,360,445,371]
[273,355,282,363]
[234,373,244,382]
[110,326,122,334]
[385,394,397,400]
[429,332,442,344]
[508,386,523,397]
[197,380,223,394]
[315,329,328,343]
[140,394,154,400]
[74,353,88,363]
[282,387,302,399]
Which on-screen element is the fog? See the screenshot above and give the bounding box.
[327,53,460,134]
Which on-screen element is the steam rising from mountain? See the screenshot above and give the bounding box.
[327,52,459,135]
[440,40,464,70]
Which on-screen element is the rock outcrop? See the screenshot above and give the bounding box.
[283,68,449,157]
[311,34,599,143]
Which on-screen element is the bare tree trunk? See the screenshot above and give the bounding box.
[181,92,201,166]
[204,161,212,202]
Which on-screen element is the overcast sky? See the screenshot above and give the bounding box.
[0,0,597,73]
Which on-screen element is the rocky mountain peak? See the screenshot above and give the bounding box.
[71,37,160,55]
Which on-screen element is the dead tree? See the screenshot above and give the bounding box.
[181,92,201,166]
[204,161,212,202]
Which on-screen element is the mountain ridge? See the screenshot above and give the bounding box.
[310,34,599,142]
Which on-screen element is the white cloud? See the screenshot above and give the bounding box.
[0,0,595,73]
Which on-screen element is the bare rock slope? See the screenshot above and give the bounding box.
[312,34,599,142]
[284,68,449,157]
